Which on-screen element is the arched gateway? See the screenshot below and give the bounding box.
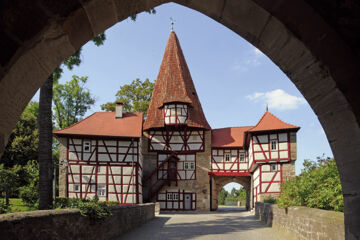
[54,31,300,211]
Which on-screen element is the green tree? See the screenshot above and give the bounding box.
[37,9,156,210]
[53,75,95,129]
[277,156,343,212]
[101,78,154,115]
[0,102,39,167]
[0,165,19,205]
[19,160,39,206]
[218,187,228,205]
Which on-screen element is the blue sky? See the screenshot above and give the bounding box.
[33,3,333,192]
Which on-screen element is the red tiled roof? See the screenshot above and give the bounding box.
[143,31,210,130]
[212,126,253,148]
[248,111,300,132]
[53,112,143,138]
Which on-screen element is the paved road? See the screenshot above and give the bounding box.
[116,207,288,240]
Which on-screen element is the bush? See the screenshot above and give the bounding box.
[264,197,276,204]
[19,185,38,205]
[55,197,84,209]
[0,200,9,213]
[55,196,112,223]
[278,157,343,212]
[79,196,112,223]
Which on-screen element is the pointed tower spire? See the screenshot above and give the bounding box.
[144,32,210,130]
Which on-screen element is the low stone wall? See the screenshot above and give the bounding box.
[255,202,344,240]
[0,203,155,240]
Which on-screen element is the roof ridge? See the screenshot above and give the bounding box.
[248,111,299,132]
[266,111,299,128]
[53,111,143,133]
[212,126,254,130]
[53,112,98,133]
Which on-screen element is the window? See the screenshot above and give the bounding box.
[239,153,245,162]
[173,193,179,200]
[167,193,173,200]
[97,185,106,196]
[97,166,101,173]
[83,140,91,152]
[73,184,80,192]
[164,104,188,125]
[270,140,277,151]
[270,164,277,172]
[225,153,231,162]
[184,162,189,170]
[190,162,195,170]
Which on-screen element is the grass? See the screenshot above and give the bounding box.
[0,198,37,213]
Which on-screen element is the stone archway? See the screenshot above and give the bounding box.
[0,1,359,238]
[210,176,251,211]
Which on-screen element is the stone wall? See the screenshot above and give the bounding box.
[58,137,68,198]
[255,202,344,240]
[0,203,155,240]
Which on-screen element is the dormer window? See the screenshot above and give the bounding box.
[164,103,188,125]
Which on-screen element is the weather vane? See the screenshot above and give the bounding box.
[170,17,175,32]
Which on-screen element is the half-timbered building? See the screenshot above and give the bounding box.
[55,29,299,211]
[54,105,143,205]
[142,30,212,211]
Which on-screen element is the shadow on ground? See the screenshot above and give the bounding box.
[115,208,279,240]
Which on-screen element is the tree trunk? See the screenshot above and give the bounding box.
[5,191,9,205]
[38,75,54,209]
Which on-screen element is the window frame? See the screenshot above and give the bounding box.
[239,153,245,162]
[225,153,231,162]
[97,185,107,197]
[74,184,80,192]
[173,193,179,200]
[83,140,91,153]
[270,139,278,151]
[270,163,277,172]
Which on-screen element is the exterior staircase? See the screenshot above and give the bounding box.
[143,153,179,202]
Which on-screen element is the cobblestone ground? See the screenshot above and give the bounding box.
[116,207,287,240]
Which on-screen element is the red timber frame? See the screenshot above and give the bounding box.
[210,148,249,173]
[253,163,283,202]
[157,190,196,211]
[248,131,291,171]
[65,135,141,205]
[157,153,196,180]
[163,103,188,126]
[147,127,205,153]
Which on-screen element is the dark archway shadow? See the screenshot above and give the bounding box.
[0,0,359,238]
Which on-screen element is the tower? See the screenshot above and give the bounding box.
[142,31,211,211]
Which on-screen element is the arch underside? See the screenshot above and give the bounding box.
[211,176,251,211]
[0,0,359,239]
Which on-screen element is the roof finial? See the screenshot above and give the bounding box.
[266,104,269,112]
[170,17,174,32]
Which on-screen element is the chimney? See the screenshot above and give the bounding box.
[115,102,123,119]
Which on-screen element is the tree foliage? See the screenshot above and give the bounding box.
[277,157,343,212]
[0,102,39,167]
[19,160,39,205]
[218,188,228,205]
[218,186,247,206]
[0,164,20,205]
[53,75,95,129]
[101,78,154,115]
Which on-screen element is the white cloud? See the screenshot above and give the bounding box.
[232,47,264,72]
[246,89,306,110]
